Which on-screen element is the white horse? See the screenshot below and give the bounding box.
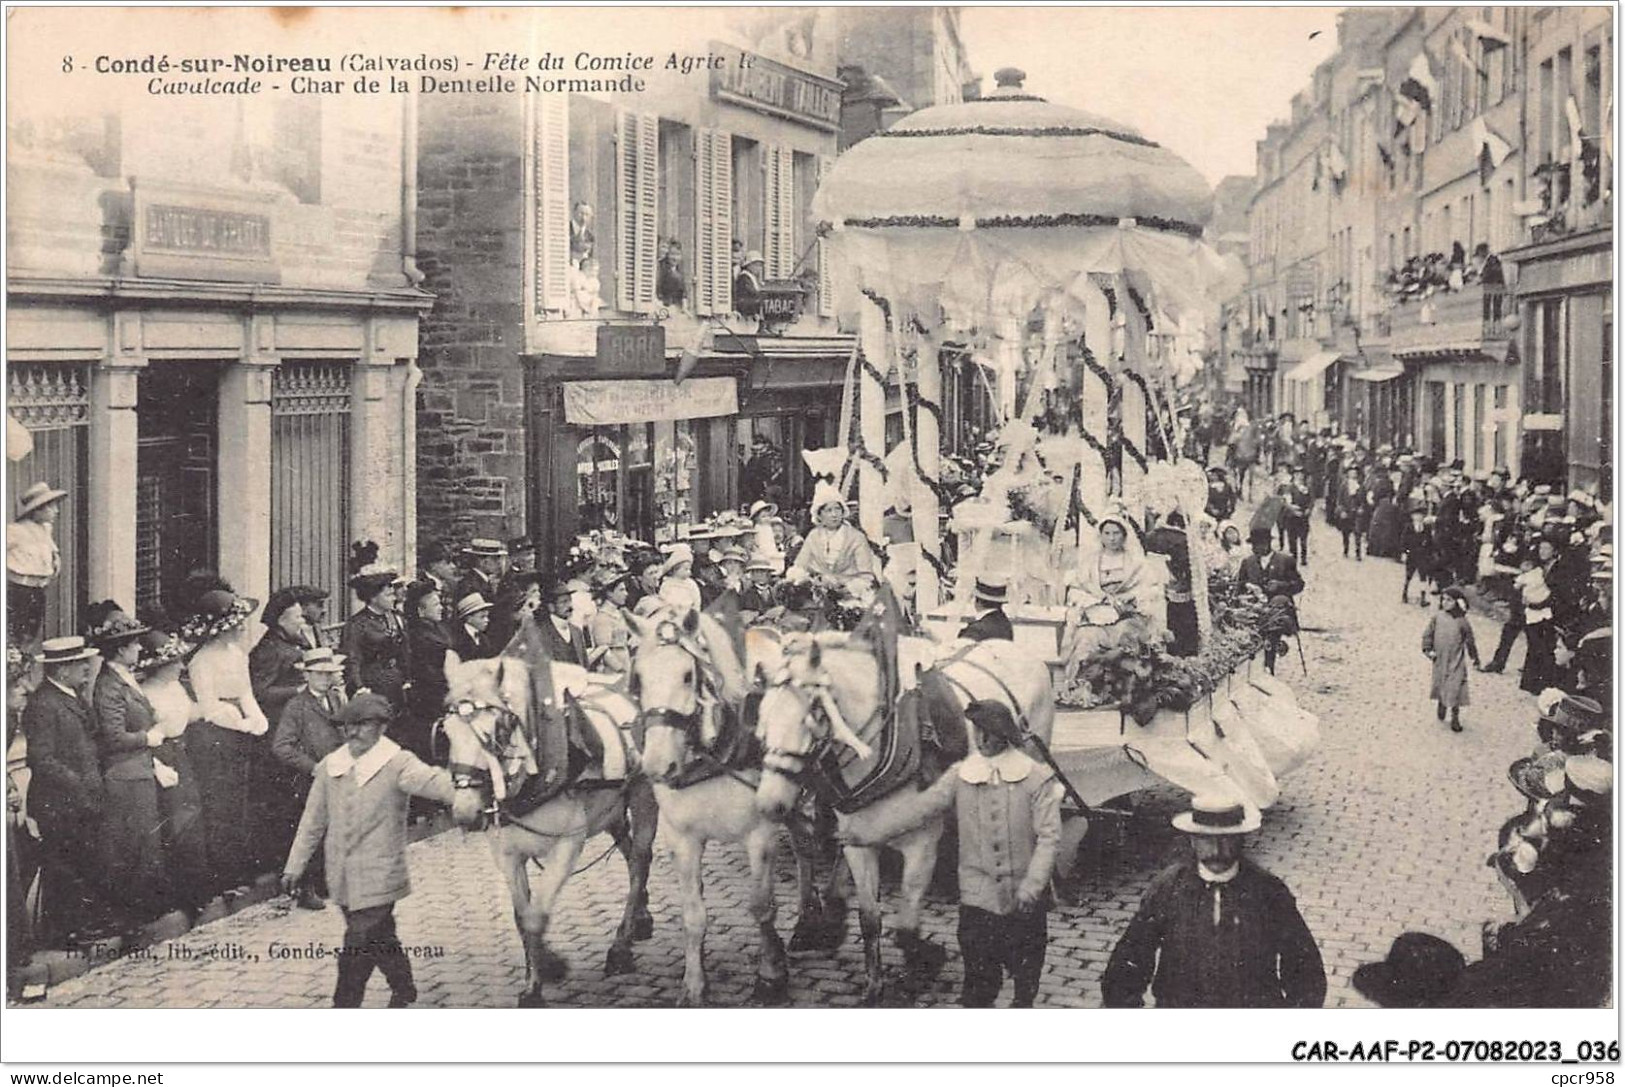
[626,606,798,1007]
[439,618,657,1007]
[753,629,1055,1005]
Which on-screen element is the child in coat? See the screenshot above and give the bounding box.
[1422,588,1480,732]
[282,692,454,1007]
[953,699,1065,1007]
[1398,508,1438,606]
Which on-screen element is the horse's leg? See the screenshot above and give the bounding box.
[745,821,790,1007]
[844,843,885,1007]
[606,781,658,976]
[892,818,947,984]
[786,809,825,953]
[671,830,709,1007]
[498,838,547,1008]
[527,833,585,987]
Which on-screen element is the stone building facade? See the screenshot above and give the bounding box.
[7,66,429,638]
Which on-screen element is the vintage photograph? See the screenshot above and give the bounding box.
[2,2,1616,1036]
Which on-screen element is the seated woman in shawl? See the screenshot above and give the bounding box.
[1066,511,1161,619]
[792,480,880,590]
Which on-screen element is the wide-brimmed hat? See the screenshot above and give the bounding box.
[455,593,495,621]
[1563,753,1613,806]
[40,636,98,666]
[349,562,405,599]
[973,574,1008,605]
[462,538,509,558]
[1538,692,1606,732]
[87,609,151,651]
[1351,933,1466,1008]
[16,481,69,519]
[660,544,695,578]
[592,569,632,599]
[335,691,393,727]
[181,590,260,645]
[748,500,779,520]
[711,545,749,567]
[964,699,1025,746]
[295,646,347,673]
[134,630,190,674]
[1171,794,1262,835]
[1508,753,1570,801]
[747,554,782,574]
[264,587,314,627]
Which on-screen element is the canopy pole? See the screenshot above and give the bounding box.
[858,296,888,551]
[912,326,942,612]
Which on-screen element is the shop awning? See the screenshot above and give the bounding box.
[1283,350,1341,383]
[1352,366,1404,383]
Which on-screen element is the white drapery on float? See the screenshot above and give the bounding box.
[813,68,1313,811]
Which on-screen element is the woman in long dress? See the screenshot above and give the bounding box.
[587,571,634,675]
[136,630,209,916]
[1062,512,1165,673]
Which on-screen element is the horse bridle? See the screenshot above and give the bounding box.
[437,697,523,794]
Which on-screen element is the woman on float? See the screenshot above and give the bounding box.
[791,481,880,590]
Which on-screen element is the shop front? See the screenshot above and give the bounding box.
[524,331,853,562]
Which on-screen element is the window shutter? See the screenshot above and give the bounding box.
[534,94,570,314]
[694,128,732,316]
[770,145,796,278]
[616,110,640,312]
[636,112,658,311]
[816,155,835,317]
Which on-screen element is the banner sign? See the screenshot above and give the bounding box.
[563,377,738,426]
[710,42,841,131]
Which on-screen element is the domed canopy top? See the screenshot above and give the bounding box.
[816,73,1213,236]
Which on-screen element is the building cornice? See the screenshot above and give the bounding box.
[6,274,435,314]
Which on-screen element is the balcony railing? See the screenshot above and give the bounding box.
[1387,282,1510,356]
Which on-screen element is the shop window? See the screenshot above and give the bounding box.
[657,120,695,313]
[1493,384,1508,469]
[6,362,90,638]
[574,420,694,543]
[1427,381,1447,462]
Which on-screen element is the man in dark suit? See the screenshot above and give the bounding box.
[1103,794,1325,1008]
[1281,469,1313,566]
[539,581,589,666]
[1238,528,1304,674]
[22,637,111,944]
[449,593,498,661]
[456,539,508,605]
[959,576,1014,643]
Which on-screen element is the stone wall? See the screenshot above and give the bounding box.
[414,93,528,548]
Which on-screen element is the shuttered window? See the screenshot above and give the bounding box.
[816,155,835,317]
[693,128,733,316]
[763,144,796,279]
[7,363,90,638]
[615,109,659,313]
[271,361,352,613]
[533,93,571,314]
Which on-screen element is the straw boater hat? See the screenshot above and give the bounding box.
[462,538,509,558]
[711,544,749,567]
[295,645,347,673]
[1171,793,1262,835]
[972,573,1008,606]
[181,589,260,645]
[135,630,191,674]
[16,481,69,519]
[40,635,98,666]
[455,593,495,621]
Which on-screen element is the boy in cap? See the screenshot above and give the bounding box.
[271,646,349,908]
[954,699,1064,1007]
[282,693,455,1007]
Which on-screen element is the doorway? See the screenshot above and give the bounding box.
[136,363,219,619]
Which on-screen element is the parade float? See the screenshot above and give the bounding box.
[813,68,1317,814]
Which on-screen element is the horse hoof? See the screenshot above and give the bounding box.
[517,988,546,1008]
[604,945,636,977]
[752,975,791,1007]
[537,950,570,982]
[907,939,946,981]
[788,918,823,953]
[632,915,655,942]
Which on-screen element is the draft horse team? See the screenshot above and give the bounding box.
[432,592,1057,1007]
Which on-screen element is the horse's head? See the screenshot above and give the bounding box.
[752,633,881,821]
[627,608,745,783]
[437,648,529,827]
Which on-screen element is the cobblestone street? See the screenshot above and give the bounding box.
[32,513,1537,1010]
